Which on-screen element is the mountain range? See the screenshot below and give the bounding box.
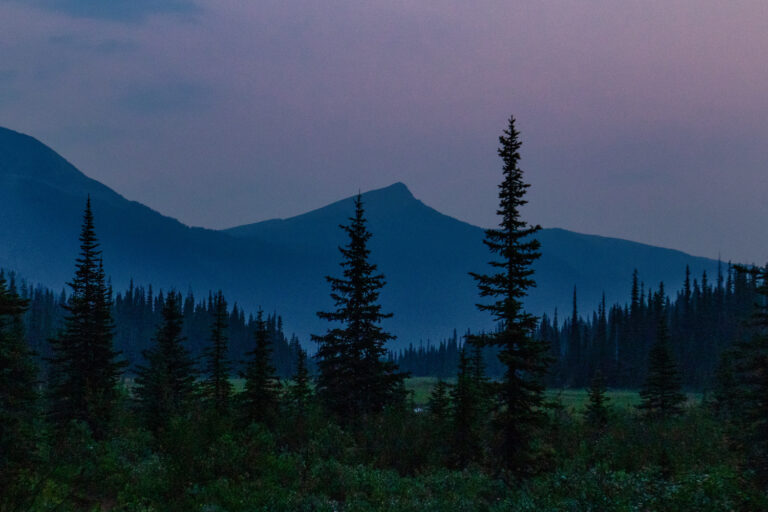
[0,126,721,349]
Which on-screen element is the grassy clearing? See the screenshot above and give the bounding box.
[405,376,455,406]
[545,389,643,412]
[404,377,702,411]
[146,376,700,412]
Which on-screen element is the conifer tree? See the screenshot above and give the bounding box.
[469,115,549,475]
[450,346,483,468]
[202,291,232,415]
[241,309,280,425]
[427,378,452,464]
[584,370,610,428]
[594,293,609,378]
[730,264,768,486]
[287,344,312,412]
[428,379,451,420]
[0,273,38,499]
[283,343,313,456]
[312,194,406,421]
[638,285,685,419]
[134,290,197,434]
[47,198,124,438]
[569,287,582,385]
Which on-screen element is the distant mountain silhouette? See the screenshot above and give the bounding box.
[0,126,721,349]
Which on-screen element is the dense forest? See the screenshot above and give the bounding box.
[2,117,767,510]
[394,263,758,390]
[12,259,755,391]
[12,274,303,378]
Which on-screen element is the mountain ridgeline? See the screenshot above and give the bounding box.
[0,126,722,350]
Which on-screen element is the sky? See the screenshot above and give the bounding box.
[1,1,767,263]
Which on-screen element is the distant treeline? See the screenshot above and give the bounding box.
[10,260,758,390]
[5,274,304,377]
[393,264,758,390]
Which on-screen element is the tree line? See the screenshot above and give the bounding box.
[394,262,759,391]
[4,271,303,378]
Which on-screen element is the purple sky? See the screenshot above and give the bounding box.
[1,1,767,263]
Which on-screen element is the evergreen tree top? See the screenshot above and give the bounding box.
[468,116,549,475]
[47,197,123,438]
[320,194,393,331]
[0,273,29,318]
[471,116,541,328]
[241,309,280,425]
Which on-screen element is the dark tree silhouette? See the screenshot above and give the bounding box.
[134,290,197,434]
[241,309,280,426]
[568,287,582,385]
[0,272,38,501]
[638,284,686,419]
[428,378,451,420]
[730,264,768,487]
[47,198,124,438]
[313,194,406,421]
[202,291,232,415]
[450,345,484,468]
[287,344,312,413]
[469,115,549,475]
[584,370,610,428]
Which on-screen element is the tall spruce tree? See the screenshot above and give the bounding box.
[312,194,406,421]
[469,115,549,475]
[241,309,280,425]
[202,291,232,415]
[47,198,124,438]
[133,290,197,434]
[638,284,686,419]
[0,273,38,500]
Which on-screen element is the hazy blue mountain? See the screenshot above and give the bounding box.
[0,126,721,349]
[224,185,721,344]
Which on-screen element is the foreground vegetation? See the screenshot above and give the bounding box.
[3,392,766,511]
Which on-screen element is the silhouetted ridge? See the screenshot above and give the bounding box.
[0,127,132,205]
[0,127,83,181]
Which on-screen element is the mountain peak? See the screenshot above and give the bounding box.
[360,181,414,203]
[379,181,412,196]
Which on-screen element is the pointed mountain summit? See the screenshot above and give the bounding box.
[224,181,469,251]
[0,127,720,350]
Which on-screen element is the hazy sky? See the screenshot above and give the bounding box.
[1,1,767,263]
